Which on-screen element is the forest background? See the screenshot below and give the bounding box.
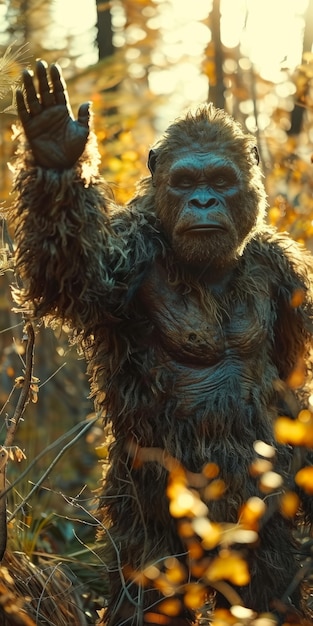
[0,0,313,624]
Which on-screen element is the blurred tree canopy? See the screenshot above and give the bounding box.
[0,0,312,608]
[1,0,313,217]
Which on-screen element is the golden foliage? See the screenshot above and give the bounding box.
[158,597,183,616]
[193,518,222,550]
[259,470,283,494]
[286,356,307,390]
[206,550,250,586]
[275,411,313,447]
[290,289,305,308]
[203,479,226,501]
[184,582,207,610]
[239,497,266,531]
[279,491,300,518]
[0,43,30,101]
[295,466,313,495]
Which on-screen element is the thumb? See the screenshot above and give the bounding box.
[77,102,92,129]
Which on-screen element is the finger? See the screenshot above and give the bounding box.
[50,63,69,107]
[36,60,55,107]
[22,69,42,115]
[77,102,91,129]
[16,89,30,126]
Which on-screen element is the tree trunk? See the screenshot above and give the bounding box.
[96,0,114,59]
[209,0,225,108]
[288,0,313,135]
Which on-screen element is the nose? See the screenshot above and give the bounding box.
[189,192,218,209]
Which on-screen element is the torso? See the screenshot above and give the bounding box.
[139,261,275,415]
[105,254,289,520]
[141,261,269,361]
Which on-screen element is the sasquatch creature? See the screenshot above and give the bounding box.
[9,61,313,625]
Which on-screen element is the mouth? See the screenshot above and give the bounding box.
[183,224,226,233]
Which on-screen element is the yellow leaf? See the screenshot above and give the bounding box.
[144,613,168,624]
[107,157,122,172]
[253,440,276,458]
[192,518,221,550]
[211,608,236,624]
[158,598,182,616]
[168,487,195,517]
[274,415,313,447]
[259,471,283,494]
[286,358,306,389]
[290,289,305,308]
[187,539,203,560]
[230,605,255,620]
[268,206,282,226]
[206,551,250,586]
[298,409,312,423]
[280,491,300,518]
[153,575,176,596]
[295,466,313,494]
[184,583,207,609]
[178,520,194,538]
[143,564,160,580]
[202,462,220,479]
[164,557,186,584]
[250,458,273,477]
[204,479,226,500]
[222,527,258,547]
[239,497,266,530]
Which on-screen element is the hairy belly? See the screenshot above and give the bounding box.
[166,352,275,417]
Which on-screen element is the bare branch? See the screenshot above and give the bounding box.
[4,320,35,448]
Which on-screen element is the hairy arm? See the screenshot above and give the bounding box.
[271,234,313,387]
[9,62,158,331]
[257,231,313,412]
[11,134,114,327]
[262,233,313,524]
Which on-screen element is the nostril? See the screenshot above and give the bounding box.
[205,197,220,208]
[190,197,218,209]
[190,198,204,209]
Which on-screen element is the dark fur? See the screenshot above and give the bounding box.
[10,104,313,625]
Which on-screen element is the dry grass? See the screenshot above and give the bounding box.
[0,550,95,626]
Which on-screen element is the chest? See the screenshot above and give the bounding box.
[139,262,273,364]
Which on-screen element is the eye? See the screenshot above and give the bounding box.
[170,175,194,189]
[214,175,228,188]
[178,177,193,188]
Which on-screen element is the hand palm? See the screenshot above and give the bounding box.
[17,61,90,169]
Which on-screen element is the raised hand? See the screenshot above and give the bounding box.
[16,60,90,169]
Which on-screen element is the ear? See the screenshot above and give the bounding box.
[148,149,158,175]
[252,145,260,165]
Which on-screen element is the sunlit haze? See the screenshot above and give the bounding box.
[49,0,310,125]
[0,0,308,87]
[52,0,309,82]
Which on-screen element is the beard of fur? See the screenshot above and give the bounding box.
[169,222,239,268]
[155,187,260,270]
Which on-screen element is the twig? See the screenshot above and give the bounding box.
[0,321,35,559]
[0,416,98,502]
[0,446,8,560]
[4,320,35,447]
[9,416,97,521]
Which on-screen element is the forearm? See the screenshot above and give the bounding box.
[10,129,114,329]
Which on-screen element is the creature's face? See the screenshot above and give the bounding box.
[154,148,260,270]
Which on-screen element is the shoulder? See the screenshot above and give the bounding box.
[247,229,313,290]
[102,202,166,304]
